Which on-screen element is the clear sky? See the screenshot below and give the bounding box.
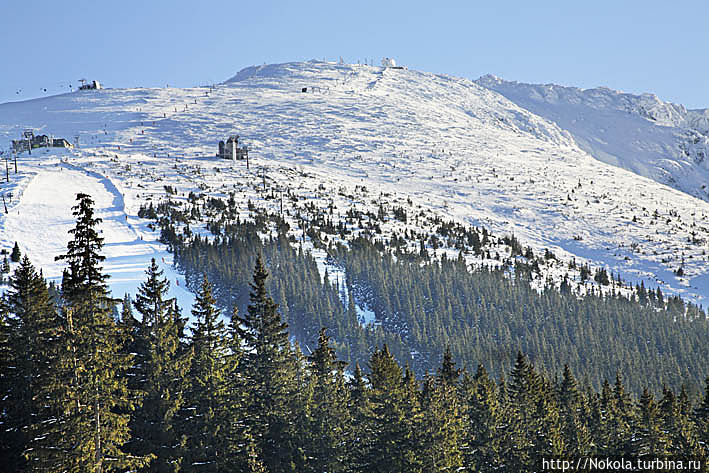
[1,0,707,108]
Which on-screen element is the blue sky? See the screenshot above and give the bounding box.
[1,0,707,108]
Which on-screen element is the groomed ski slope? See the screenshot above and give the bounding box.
[1,60,709,308]
[0,162,195,311]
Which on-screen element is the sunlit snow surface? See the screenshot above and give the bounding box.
[0,158,195,312]
[0,60,708,309]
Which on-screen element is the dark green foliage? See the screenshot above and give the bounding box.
[0,257,59,472]
[236,256,299,473]
[127,259,191,473]
[365,345,422,473]
[333,237,708,393]
[461,365,510,471]
[4,194,709,471]
[178,276,233,472]
[2,249,709,471]
[158,199,709,395]
[10,241,22,263]
[28,193,151,472]
[304,328,351,473]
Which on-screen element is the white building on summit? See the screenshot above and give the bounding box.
[381,57,397,68]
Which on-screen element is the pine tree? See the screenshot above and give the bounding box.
[608,372,636,455]
[629,388,669,456]
[506,352,540,470]
[0,257,59,472]
[437,345,461,387]
[558,365,592,456]
[237,255,298,473]
[179,275,232,472]
[29,193,151,473]
[128,259,191,473]
[224,305,250,468]
[659,386,701,458]
[420,358,464,472]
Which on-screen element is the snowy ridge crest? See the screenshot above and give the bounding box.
[476,75,709,200]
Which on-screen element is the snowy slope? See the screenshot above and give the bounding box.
[1,60,709,310]
[0,155,195,311]
[476,75,709,201]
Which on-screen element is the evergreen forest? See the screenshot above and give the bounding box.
[2,193,709,472]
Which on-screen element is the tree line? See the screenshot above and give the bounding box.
[161,200,709,395]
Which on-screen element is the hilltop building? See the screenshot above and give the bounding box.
[381,57,406,69]
[78,80,101,90]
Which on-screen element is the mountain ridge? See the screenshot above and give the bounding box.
[476,74,709,201]
[1,60,709,308]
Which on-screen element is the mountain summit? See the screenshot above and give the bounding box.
[1,60,708,306]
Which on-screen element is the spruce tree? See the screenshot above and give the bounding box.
[693,377,709,459]
[659,386,701,458]
[461,365,509,472]
[347,363,374,472]
[629,388,669,456]
[365,344,417,473]
[420,361,464,472]
[179,275,232,472]
[237,255,298,473]
[437,345,461,387]
[10,241,21,262]
[29,193,150,472]
[128,259,191,473]
[0,257,59,472]
[305,328,350,473]
[506,352,540,470]
[609,372,636,455]
[558,365,592,456]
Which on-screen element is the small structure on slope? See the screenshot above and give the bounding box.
[217,135,248,160]
[11,130,73,153]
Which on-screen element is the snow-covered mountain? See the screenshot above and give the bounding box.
[476,75,709,201]
[1,60,709,310]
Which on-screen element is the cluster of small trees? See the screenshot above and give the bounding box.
[2,193,709,472]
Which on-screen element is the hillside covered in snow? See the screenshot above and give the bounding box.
[476,74,709,202]
[1,60,709,310]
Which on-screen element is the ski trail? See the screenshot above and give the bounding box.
[0,165,195,313]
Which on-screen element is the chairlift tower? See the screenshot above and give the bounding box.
[23,129,34,155]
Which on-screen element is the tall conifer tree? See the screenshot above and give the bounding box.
[305,328,351,473]
[128,259,191,472]
[236,255,298,473]
[0,257,59,472]
[28,193,151,473]
[179,276,232,472]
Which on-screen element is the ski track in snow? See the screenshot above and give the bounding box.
[1,60,709,310]
[0,163,195,312]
